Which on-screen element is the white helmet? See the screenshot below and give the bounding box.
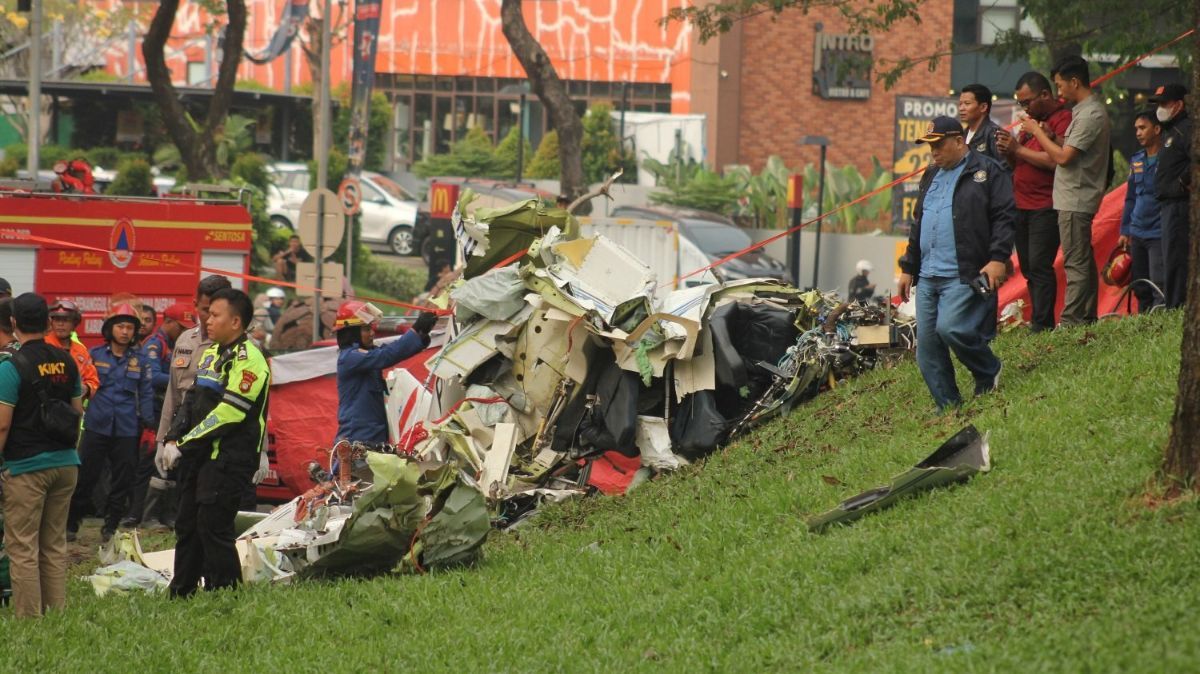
[266,287,286,299]
[856,259,874,274]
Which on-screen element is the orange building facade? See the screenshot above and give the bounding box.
[99,0,952,173]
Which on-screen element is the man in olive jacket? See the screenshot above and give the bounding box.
[898,116,1016,411]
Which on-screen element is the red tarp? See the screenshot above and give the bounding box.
[999,182,1133,318]
[264,346,436,499]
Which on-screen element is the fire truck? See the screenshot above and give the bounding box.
[0,188,254,339]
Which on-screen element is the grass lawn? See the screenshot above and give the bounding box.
[6,312,1197,672]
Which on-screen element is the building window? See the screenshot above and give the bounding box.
[382,75,671,169]
[978,0,1020,46]
[187,61,206,86]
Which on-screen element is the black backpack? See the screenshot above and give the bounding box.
[10,349,82,448]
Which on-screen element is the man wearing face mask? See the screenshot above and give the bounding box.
[1150,84,1192,309]
[997,71,1073,331]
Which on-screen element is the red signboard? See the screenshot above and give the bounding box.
[428,182,460,220]
[0,193,253,344]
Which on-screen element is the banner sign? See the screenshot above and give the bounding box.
[346,0,383,177]
[245,0,309,65]
[892,95,958,231]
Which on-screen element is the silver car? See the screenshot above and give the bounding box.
[266,163,421,256]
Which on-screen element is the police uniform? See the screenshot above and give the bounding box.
[1156,109,1192,308]
[165,336,270,596]
[123,326,173,525]
[67,342,155,535]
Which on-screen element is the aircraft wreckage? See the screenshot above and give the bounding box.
[89,193,918,593]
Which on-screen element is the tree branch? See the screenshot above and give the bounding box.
[567,169,623,214]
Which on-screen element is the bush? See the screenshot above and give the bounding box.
[0,156,18,177]
[526,129,560,179]
[105,158,155,196]
[413,127,502,178]
[3,143,26,166]
[231,153,271,191]
[85,147,123,169]
[493,126,532,179]
[581,104,636,184]
[39,145,84,169]
[356,253,426,303]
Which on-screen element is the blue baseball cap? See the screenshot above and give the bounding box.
[916,116,965,144]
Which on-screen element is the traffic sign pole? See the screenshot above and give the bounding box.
[345,213,353,286]
[313,192,325,344]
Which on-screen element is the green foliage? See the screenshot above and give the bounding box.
[804,157,894,233]
[3,142,26,166]
[0,156,17,177]
[580,104,637,184]
[727,155,792,229]
[77,70,122,83]
[649,166,741,215]
[231,153,271,191]
[412,126,503,179]
[493,125,533,179]
[354,255,426,302]
[84,147,122,169]
[525,129,561,179]
[332,86,392,172]
[38,145,85,169]
[11,314,1196,672]
[1111,149,1130,189]
[307,147,349,191]
[214,115,256,171]
[104,158,155,196]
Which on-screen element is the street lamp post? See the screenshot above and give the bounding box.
[800,135,830,290]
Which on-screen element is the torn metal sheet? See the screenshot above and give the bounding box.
[432,319,520,380]
[546,235,656,323]
[807,425,992,533]
[452,265,529,322]
[481,422,518,500]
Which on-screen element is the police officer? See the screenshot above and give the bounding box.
[156,288,271,596]
[149,275,234,531]
[122,300,196,527]
[67,304,154,542]
[334,301,436,444]
[0,293,83,618]
[1151,84,1192,309]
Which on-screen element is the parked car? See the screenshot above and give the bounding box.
[607,205,788,283]
[266,163,422,255]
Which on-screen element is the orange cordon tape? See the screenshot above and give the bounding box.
[671,28,1197,287]
[1,227,451,315]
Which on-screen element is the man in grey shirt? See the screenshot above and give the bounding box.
[1020,55,1110,325]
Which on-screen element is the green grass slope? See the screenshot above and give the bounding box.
[6,313,1197,673]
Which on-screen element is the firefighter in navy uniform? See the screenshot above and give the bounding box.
[156,288,270,596]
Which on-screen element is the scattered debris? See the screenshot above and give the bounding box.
[807,425,992,533]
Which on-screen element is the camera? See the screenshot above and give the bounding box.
[969,273,992,298]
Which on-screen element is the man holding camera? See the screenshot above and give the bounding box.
[898,116,1016,412]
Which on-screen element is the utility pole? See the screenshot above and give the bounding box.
[800,135,830,290]
[313,0,332,344]
[27,0,42,178]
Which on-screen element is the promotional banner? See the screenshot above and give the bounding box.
[346,0,383,176]
[892,95,957,232]
[245,0,310,65]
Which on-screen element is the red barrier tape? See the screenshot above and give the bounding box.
[1,227,451,315]
[672,28,1197,286]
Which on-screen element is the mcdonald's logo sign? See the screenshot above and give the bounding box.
[429,182,460,220]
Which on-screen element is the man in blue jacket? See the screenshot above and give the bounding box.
[334,301,436,444]
[898,116,1016,412]
[67,304,155,542]
[1119,111,1164,313]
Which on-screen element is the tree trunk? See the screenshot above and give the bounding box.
[499,0,586,205]
[142,0,247,180]
[1161,11,1200,487]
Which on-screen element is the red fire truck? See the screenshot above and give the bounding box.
[0,189,254,341]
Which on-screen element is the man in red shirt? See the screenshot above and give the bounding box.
[997,71,1073,332]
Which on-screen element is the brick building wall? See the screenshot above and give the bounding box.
[735,7,953,174]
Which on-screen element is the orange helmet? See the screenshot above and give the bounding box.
[102,303,141,341]
[334,300,383,331]
[1102,244,1132,287]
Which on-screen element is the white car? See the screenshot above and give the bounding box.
[266,163,422,256]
